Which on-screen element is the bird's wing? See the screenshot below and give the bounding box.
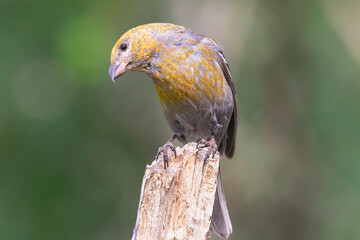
[200,36,239,158]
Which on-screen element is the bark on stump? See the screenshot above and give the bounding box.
[131,142,220,240]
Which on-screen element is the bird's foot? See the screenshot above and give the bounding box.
[156,136,177,169]
[196,135,218,161]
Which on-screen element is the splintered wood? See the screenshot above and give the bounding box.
[131,142,220,240]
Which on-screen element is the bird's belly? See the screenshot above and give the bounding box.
[158,83,233,144]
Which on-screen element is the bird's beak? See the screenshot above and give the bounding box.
[109,62,127,82]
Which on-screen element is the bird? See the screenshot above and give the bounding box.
[109,23,238,239]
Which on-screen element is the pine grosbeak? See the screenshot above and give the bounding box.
[109,23,238,239]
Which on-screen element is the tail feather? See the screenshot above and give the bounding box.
[210,168,232,238]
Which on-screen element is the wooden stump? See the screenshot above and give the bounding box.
[131,142,220,240]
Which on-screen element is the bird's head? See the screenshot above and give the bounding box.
[109,24,164,82]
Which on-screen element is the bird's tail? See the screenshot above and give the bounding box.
[210,168,233,238]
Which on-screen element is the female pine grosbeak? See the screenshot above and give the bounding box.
[109,23,238,239]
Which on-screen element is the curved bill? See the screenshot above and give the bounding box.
[109,62,127,82]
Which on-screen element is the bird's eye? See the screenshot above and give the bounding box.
[120,43,127,51]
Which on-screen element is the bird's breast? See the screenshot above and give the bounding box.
[149,50,228,113]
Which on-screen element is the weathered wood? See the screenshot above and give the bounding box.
[131,142,220,240]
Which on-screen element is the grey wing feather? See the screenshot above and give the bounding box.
[200,36,239,158]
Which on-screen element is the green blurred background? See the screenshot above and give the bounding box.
[1,0,360,239]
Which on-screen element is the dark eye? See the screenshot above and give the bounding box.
[120,43,127,51]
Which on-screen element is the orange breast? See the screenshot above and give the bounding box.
[151,42,226,115]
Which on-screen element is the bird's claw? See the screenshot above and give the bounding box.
[204,148,218,161]
[197,136,218,161]
[196,139,208,149]
[156,141,177,169]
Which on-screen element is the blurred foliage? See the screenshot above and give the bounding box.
[1,0,360,239]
